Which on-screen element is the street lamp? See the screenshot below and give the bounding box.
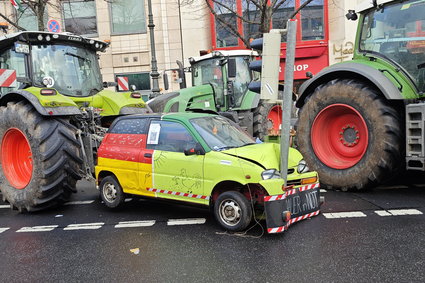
[147,0,160,98]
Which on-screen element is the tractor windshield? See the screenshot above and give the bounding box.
[192,56,252,107]
[192,58,225,105]
[31,44,103,96]
[359,0,425,92]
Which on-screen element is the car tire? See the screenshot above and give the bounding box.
[100,176,125,208]
[214,191,252,232]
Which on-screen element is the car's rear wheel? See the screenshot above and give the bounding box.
[100,175,125,208]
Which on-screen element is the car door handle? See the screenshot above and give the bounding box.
[144,153,152,158]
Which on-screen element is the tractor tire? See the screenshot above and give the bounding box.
[297,79,403,191]
[147,92,179,113]
[253,101,282,140]
[0,101,83,212]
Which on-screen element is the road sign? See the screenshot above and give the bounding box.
[47,19,61,33]
[117,76,129,91]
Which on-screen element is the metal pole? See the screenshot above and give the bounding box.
[147,0,161,97]
[280,19,297,186]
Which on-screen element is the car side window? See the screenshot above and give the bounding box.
[109,118,149,134]
[146,120,197,152]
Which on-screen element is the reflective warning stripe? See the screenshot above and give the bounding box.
[117,76,129,91]
[264,183,320,202]
[267,210,320,234]
[287,210,320,225]
[147,188,210,200]
[298,183,320,192]
[0,69,17,87]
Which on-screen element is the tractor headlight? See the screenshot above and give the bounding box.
[297,160,309,174]
[261,169,281,180]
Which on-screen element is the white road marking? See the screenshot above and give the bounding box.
[167,218,206,226]
[0,205,10,209]
[0,228,10,233]
[115,220,156,228]
[320,189,327,193]
[375,209,423,216]
[17,225,58,232]
[64,200,95,205]
[64,222,104,231]
[124,198,133,202]
[375,210,392,216]
[322,211,367,219]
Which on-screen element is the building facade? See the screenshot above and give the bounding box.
[0,0,364,93]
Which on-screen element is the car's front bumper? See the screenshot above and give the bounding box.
[264,182,321,233]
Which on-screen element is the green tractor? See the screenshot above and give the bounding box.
[148,50,284,141]
[296,0,425,190]
[0,31,150,211]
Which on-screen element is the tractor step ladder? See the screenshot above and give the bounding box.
[406,103,425,171]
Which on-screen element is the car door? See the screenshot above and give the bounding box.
[146,120,206,204]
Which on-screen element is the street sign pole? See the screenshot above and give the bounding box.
[280,19,297,186]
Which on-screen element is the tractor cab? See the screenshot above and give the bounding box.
[188,50,258,110]
[353,0,425,93]
[0,31,107,97]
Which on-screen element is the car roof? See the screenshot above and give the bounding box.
[113,112,217,123]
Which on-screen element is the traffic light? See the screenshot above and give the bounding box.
[248,32,281,102]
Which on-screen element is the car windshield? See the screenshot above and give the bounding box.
[359,0,425,92]
[190,116,255,151]
[31,44,103,96]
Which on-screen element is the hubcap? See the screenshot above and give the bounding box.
[311,104,369,169]
[103,182,117,203]
[1,128,33,189]
[219,199,241,226]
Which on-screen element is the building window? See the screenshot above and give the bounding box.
[211,0,327,49]
[16,5,48,31]
[62,0,98,36]
[300,0,324,41]
[214,0,238,47]
[242,1,261,41]
[115,73,151,92]
[110,0,147,34]
[272,0,295,29]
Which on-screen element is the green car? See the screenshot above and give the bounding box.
[96,112,321,233]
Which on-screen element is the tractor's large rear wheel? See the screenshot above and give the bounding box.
[253,101,283,140]
[297,79,403,190]
[0,101,83,211]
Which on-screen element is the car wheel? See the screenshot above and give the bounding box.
[100,176,125,208]
[214,191,252,232]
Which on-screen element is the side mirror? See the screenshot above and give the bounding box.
[228,58,236,79]
[345,10,358,21]
[103,81,118,88]
[184,143,205,156]
[163,73,169,90]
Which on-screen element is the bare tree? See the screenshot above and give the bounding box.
[0,0,65,31]
[206,0,315,48]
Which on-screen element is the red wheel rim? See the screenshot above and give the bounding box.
[267,105,282,135]
[1,128,33,189]
[311,104,368,169]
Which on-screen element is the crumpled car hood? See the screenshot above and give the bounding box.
[221,143,303,170]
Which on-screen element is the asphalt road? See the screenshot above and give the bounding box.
[0,180,424,282]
